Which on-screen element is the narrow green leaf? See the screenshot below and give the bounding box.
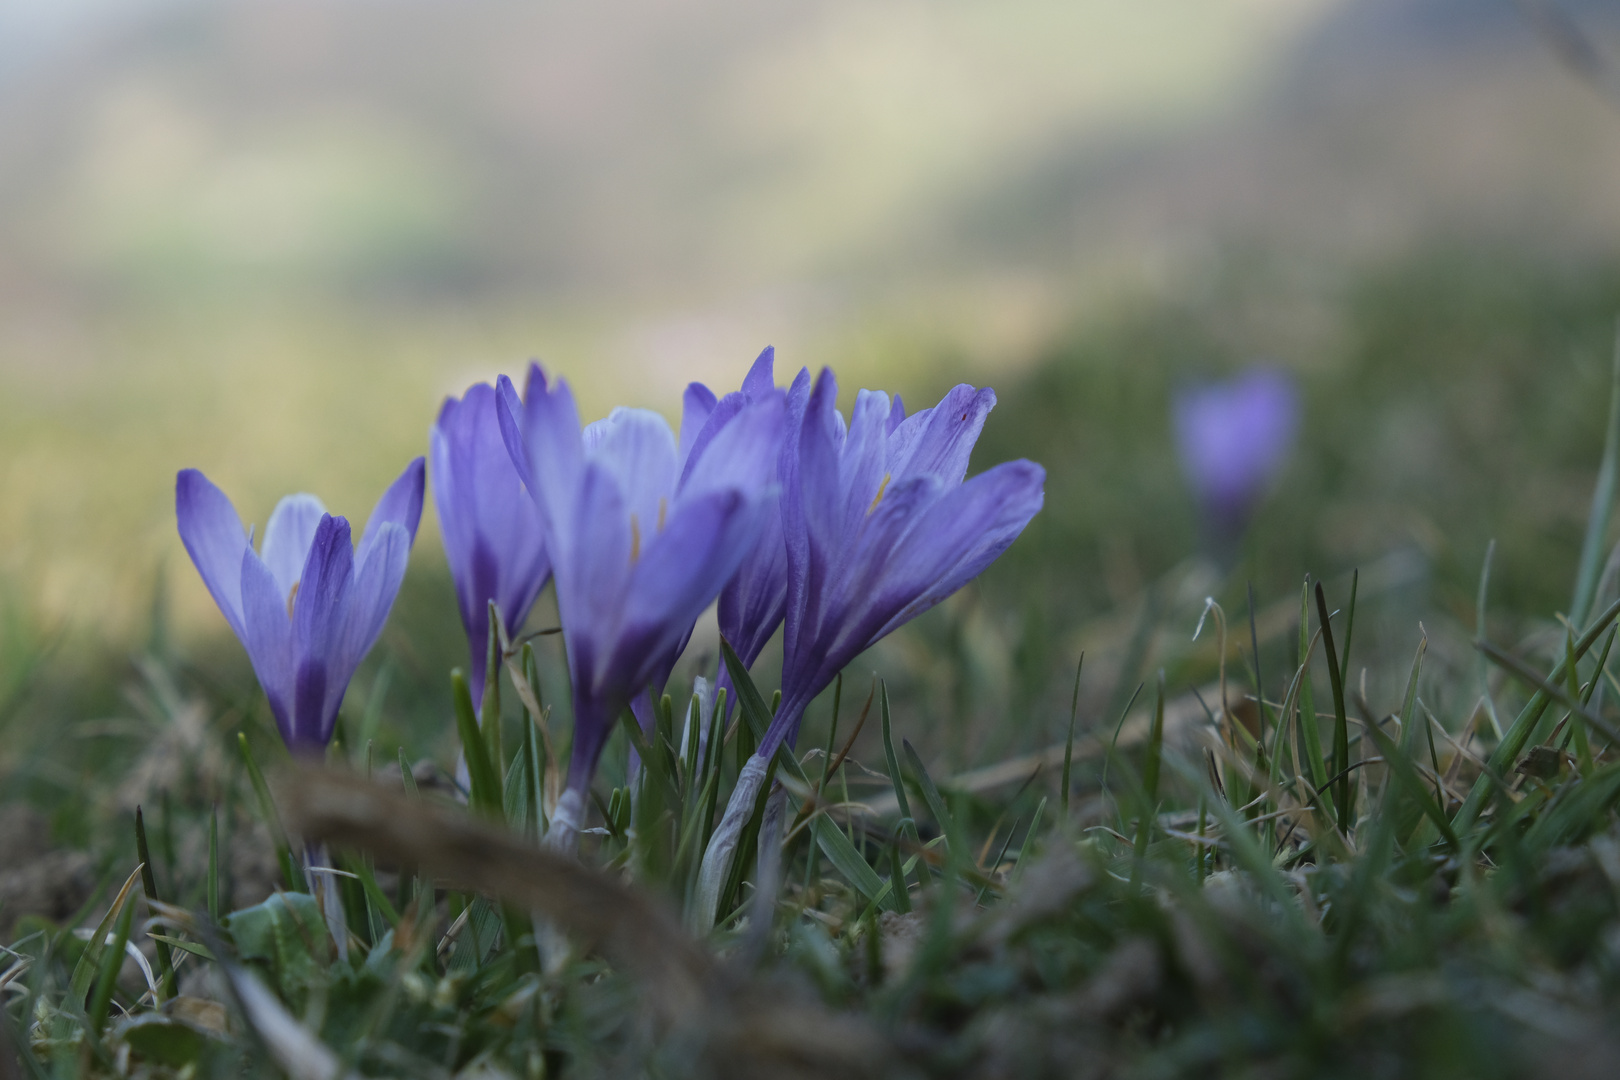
[1571,323,1620,629]
[814,817,891,908]
[86,878,138,1036]
[453,669,502,820]
[1132,673,1166,874]
[237,733,300,889]
[1061,655,1083,820]
[880,683,916,843]
[1476,542,1504,739]
[1314,581,1350,833]
[133,809,175,1001]
[70,865,145,1007]
[1455,591,1620,831]
[901,739,952,840]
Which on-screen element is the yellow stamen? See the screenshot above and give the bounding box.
[629,515,641,563]
[286,581,300,618]
[867,473,892,515]
[657,496,668,533]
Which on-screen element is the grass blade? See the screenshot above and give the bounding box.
[133,809,175,1001]
[1571,322,1620,629]
[1061,655,1083,820]
[86,876,139,1037]
[1314,582,1351,833]
[453,669,503,820]
[237,733,300,888]
[880,683,917,847]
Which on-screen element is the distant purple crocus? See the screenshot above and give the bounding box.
[497,364,784,848]
[1172,368,1299,540]
[176,460,425,751]
[431,382,551,703]
[694,367,1044,925]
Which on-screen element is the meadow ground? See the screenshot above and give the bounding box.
[5,245,1620,1077]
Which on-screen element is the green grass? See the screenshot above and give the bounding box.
[7,246,1620,1076]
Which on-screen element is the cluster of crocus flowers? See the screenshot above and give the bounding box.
[497,364,786,849]
[1172,367,1299,548]
[176,347,1043,880]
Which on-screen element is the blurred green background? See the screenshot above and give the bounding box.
[6,0,1620,821]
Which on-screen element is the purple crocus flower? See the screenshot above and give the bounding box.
[1172,368,1299,541]
[674,347,812,719]
[497,364,784,848]
[176,460,425,751]
[431,383,551,703]
[694,367,1045,925]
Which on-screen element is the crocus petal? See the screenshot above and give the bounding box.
[558,462,633,694]
[260,494,327,601]
[677,382,719,469]
[496,373,540,499]
[587,408,679,534]
[290,515,354,746]
[360,457,425,552]
[872,461,1044,636]
[334,521,410,713]
[717,503,787,667]
[885,384,995,483]
[615,489,764,689]
[742,345,776,397]
[239,546,295,742]
[175,469,251,637]
[504,367,584,536]
[433,383,550,678]
[680,394,786,499]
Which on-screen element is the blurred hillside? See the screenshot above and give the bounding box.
[2,0,1620,646]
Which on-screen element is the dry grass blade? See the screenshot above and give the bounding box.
[273,765,898,1078]
[273,764,712,1021]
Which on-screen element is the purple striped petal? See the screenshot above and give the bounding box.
[885,384,995,483]
[290,515,353,747]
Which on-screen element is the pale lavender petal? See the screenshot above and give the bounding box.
[334,522,410,711]
[587,408,678,534]
[175,469,251,637]
[239,546,295,742]
[557,462,633,695]
[259,494,327,601]
[360,457,426,550]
